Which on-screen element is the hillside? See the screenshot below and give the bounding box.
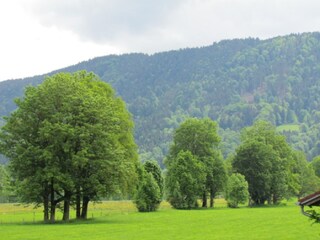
[1,32,320,165]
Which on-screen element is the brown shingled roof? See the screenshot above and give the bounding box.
[298,191,320,206]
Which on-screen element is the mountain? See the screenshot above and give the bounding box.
[1,32,320,165]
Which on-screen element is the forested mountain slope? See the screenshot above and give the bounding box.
[1,32,320,165]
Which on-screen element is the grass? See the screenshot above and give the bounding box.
[276,124,300,132]
[0,199,319,239]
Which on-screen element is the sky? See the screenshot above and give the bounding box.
[1,0,320,81]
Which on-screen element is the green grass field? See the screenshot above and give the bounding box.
[0,199,318,240]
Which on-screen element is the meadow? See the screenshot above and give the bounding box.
[0,199,318,240]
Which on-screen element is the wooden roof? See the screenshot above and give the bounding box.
[298,191,320,206]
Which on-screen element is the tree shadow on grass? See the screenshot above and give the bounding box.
[0,216,130,226]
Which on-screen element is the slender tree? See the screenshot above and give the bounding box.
[166,118,222,208]
[166,151,205,209]
[143,160,164,198]
[134,171,161,212]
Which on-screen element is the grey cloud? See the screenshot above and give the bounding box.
[25,0,320,53]
[26,0,184,43]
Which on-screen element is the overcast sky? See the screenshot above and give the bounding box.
[1,0,320,81]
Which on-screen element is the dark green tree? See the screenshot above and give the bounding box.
[233,140,274,205]
[165,151,205,209]
[0,71,138,222]
[166,118,222,207]
[143,160,164,198]
[294,151,320,197]
[205,154,227,207]
[233,121,298,205]
[134,171,161,212]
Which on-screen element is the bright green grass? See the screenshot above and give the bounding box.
[276,124,300,132]
[0,200,318,240]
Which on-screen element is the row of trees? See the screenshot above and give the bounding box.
[162,119,320,210]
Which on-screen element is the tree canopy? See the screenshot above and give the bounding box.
[0,71,138,222]
[226,173,249,208]
[233,121,299,205]
[165,118,225,208]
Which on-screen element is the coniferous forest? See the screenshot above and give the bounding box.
[1,32,320,165]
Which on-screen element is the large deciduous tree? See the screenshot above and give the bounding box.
[0,71,138,222]
[165,118,224,208]
[233,121,298,205]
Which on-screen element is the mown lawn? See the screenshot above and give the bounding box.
[0,200,318,240]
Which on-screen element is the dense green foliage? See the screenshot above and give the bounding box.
[165,150,205,209]
[2,33,320,163]
[134,160,162,212]
[143,160,164,198]
[0,165,10,202]
[311,156,320,178]
[165,118,224,208]
[233,121,299,205]
[0,71,138,222]
[134,172,161,212]
[295,152,320,197]
[226,173,249,208]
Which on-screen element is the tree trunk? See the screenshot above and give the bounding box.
[81,196,90,219]
[50,182,56,223]
[43,182,49,222]
[76,189,81,219]
[63,191,71,221]
[50,204,56,223]
[202,192,207,208]
[273,194,278,205]
[210,191,215,208]
[267,197,271,205]
[43,194,49,222]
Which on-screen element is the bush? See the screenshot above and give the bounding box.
[226,173,249,208]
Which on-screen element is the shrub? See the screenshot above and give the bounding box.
[226,173,249,208]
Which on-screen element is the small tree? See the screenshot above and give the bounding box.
[165,150,205,209]
[205,154,227,208]
[226,173,249,208]
[143,160,164,198]
[134,172,161,212]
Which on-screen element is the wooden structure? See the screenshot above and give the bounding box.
[297,191,320,217]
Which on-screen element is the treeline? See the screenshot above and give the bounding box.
[164,119,320,209]
[1,114,320,214]
[2,33,320,164]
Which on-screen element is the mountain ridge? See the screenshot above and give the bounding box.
[1,32,320,165]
